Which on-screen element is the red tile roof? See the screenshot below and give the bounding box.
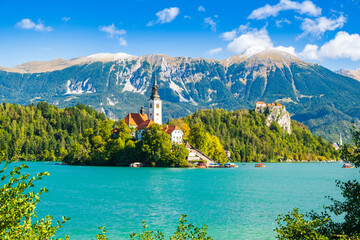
[163,125,181,134]
[137,120,156,130]
[256,101,266,105]
[124,113,148,126]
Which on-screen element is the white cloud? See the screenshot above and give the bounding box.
[198,6,205,12]
[274,46,297,55]
[300,31,360,61]
[204,17,217,32]
[119,37,127,46]
[221,24,250,41]
[275,18,291,27]
[223,26,297,57]
[147,7,180,26]
[298,15,346,38]
[62,17,71,22]
[299,44,319,59]
[221,29,237,41]
[184,15,191,19]
[206,47,222,55]
[15,18,53,32]
[227,28,273,53]
[99,24,126,38]
[248,0,321,20]
[99,24,127,47]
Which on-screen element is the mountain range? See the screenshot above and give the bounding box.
[1,48,359,143]
[335,68,360,81]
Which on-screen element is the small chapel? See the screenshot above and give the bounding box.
[123,76,184,144]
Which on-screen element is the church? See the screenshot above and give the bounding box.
[123,75,184,144]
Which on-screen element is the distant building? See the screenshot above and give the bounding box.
[148,76,162,125]
[124,107,148,138]
[163,125,184,144]
[136,120,156,140]
[122,75,182,144]
[255,101,286,113]
[225,150,231,160]
[333,134,343,150]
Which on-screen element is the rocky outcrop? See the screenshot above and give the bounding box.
[335,68,360,81]
[267,106,291,134]
[256,103,291,134]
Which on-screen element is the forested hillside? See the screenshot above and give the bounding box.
[181,109,339,162]
[0,102,227,166]
[0,102,107,161]
[0,102,339,164]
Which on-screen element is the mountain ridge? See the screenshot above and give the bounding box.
[0,48,306,74]
[335,68,360,81]
[0,48,359,143]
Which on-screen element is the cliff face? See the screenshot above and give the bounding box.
[266,106,291,134]
[256,104,291,134]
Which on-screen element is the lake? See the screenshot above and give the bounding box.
[14,162,359,239]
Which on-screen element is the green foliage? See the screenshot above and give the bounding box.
[0,161,70,239]
[0,102,106,161]
[141,125,173,166]
[187,123,227,164]
[275,208,330,240]
[184,109,338,162]
[274,126,360,239]
[130,215,212,240]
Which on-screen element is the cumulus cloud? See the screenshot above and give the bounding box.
[222,26,296,56]
[300,31,360,61]
[15,18,53,32]
[227,28,273,53]
[204,17,217,32]
[221,24,249,41]
[147,7,180,26]
[62,17,71,22]
[206,47,222,55]
[99,24,126,38]
[198,6,205,12]
[99,24,127,47]
[298,15,346,38]
[299,44,319,59]
[248,0,321,20]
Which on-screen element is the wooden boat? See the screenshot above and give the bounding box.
[197,163,207,168]
[224,163,238,168]
[130,162,143,167]
[342,163,354,168]
[255,163,266,168]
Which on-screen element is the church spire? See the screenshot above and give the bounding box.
[150,75,160,100]
[339,133,343,146]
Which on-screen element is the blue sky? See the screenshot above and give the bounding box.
[1,0,360,70]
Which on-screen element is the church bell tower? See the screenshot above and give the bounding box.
[148,75,162,124]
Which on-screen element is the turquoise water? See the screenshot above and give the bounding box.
[15,162,359,239]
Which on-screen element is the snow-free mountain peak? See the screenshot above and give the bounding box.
[335,68,360,81]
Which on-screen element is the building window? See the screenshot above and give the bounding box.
[156,104,160,108]
[156,113,159,116]
[150,103,152,108]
